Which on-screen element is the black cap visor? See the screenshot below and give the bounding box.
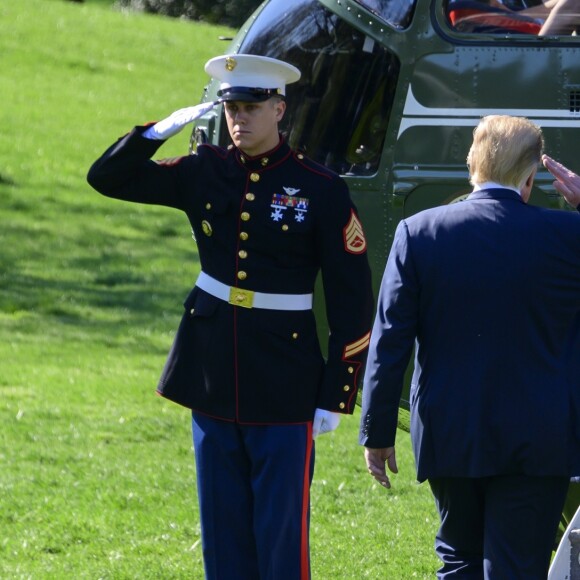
[217,87,282,103]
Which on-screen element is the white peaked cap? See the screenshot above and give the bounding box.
[205,54,301,102]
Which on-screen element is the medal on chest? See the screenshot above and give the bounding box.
[270,187,309,223]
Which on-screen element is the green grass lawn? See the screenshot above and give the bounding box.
[0,1,439,577]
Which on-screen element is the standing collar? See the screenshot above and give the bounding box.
[233,135,291,171]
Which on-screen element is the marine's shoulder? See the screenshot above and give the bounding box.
[154,143,232,168]
[196,142,232,160]
[289,150,341,182]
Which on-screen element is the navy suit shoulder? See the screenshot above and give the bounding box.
[361,186,580,480]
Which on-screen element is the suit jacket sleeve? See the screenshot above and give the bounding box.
[315,176,374,414]
[359,219,419,447]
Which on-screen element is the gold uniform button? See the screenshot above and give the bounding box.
[297,153,304,159]
[205,202,212,210]
[348,366,354,374]
[201,220,213,237]
[238,250,248,259]
[190,308,195,315]
[241,212,251,222]
[292,332,299,339]
[246,193,255,201]
[237,271,247,280]
[261,157,269,166]
[339,402,346,409]
[343,385,350,392]
[282,224,289,231]
[240,232,249,241]
[250,173,260,182]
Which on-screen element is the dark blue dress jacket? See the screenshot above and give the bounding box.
[88,127,374,424]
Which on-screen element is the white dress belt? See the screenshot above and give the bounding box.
[195,271,313,311]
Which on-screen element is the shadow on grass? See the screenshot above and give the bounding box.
[0,247,199,354]
[0,172,15,185]
[0,177,201,355]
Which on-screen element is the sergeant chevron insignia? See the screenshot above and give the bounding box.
[343,210,367,254]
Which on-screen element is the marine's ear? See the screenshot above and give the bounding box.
[274,99,286,122]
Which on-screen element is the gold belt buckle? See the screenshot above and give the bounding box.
[229,287,255,308]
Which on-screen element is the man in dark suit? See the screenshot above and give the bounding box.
[359,115,580,578]
[87,54,373,579]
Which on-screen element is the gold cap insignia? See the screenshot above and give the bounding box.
[225,57,237,72]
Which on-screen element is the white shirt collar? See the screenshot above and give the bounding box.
[473,181,521,197]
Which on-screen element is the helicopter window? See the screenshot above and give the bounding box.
[353,0,416,29]
[446,0,542,33]
[445,0,580,35]
[225,0,400,176]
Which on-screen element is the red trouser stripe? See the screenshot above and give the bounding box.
[301,422,313,580]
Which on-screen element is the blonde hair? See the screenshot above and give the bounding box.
[467,115,544,188]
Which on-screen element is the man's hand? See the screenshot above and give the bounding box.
[542,155,580,208]
[143,102,217,140]
[312,408,341,439]
[364,447,398,489]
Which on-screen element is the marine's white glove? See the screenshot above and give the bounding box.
[312,408,341,439]
[143,102,217,140]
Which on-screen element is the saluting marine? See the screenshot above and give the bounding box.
[87,54,373,580]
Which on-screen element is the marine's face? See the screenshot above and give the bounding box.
[224,98,286,157]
